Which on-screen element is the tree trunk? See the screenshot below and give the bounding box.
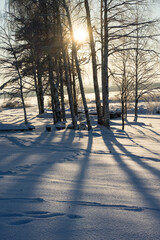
[37,60,44,115]
[19,78,28,125]
[122,99,125,131]
[102,0,110,128]
[134,98,138,122]
[48,58,57,124]
[13,49,28,124]
[48,57,62,124]
[84,0,102,125]
[134,47,138,122]
[31,59,42,115]
[59,58,66,122]
[134,12,139,122]
[72,52,78,116]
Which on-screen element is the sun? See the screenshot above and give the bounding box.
[73,27,88,43]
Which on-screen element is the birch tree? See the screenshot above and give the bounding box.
[84,0,103,124]
[130,2,159,122]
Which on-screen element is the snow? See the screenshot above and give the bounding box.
[0,106,160,240]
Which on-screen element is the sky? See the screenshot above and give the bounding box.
[0,0,160,88]
[0,1,160,15]
[0,0,5,12]
[151,1,160,17]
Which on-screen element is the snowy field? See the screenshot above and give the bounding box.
[0,106,160,240]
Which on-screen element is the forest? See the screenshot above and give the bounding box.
[0,0,159,130]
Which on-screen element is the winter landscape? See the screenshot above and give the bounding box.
[0,0,160,239]
[0,102,160,240]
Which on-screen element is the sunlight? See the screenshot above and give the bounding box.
[73,27,88,43]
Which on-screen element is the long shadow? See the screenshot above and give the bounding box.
[128,122,160,143]
[53,130,93,240]
[0,129,81,240]
[0,130,55,183]
[125,131,160,157]
[126,117,160,139]
[141,124,160,139]
[124,121,160,156]
[0,127,78,217]
[101,128,160,220]
[139,115,160,120]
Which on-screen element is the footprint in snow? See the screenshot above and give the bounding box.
[25,211,65,218]
[3,210,83,226]
[63,152,81,162]
[0,213,24,217]
[9,219,33,226]
[67,214,83,219]
[0,170,16,176]
[25,211,49,215]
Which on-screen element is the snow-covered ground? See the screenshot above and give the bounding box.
[0,106,160,240]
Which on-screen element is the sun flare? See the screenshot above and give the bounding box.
[73,27,88,43]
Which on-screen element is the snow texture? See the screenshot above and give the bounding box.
[0,106,160,240]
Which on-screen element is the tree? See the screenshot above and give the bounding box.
[130,2,159,122]
[63,0,92,130]
[101,0,136,128]
[0,26,28,124]
[111,38,133,130]
[84,0,103,124]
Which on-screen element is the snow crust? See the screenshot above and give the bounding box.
[0,106,160,240]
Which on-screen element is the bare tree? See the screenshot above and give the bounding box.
[84,0,103,124]
[111,38,133,130]
[130,2,159,122]
[0,26,28,124]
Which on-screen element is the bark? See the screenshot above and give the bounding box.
[36,60,44,115]
[19,77,28,125]
[48,58,57,124]
[59,59,66,122]
[102,0,110,128]
[134,18,139,123]
[31,59,41,114]
[122,99,125,131]
[134,98,138,122]
[71,53,78,116]
[124,88,128,120]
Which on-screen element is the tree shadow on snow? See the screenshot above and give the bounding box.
[52,130,93,240]
[0,127,80,217]
[100,128,160,220]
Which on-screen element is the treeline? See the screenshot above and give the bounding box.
[0,0,159,130]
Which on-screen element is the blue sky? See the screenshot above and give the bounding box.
[0,0,5,12]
